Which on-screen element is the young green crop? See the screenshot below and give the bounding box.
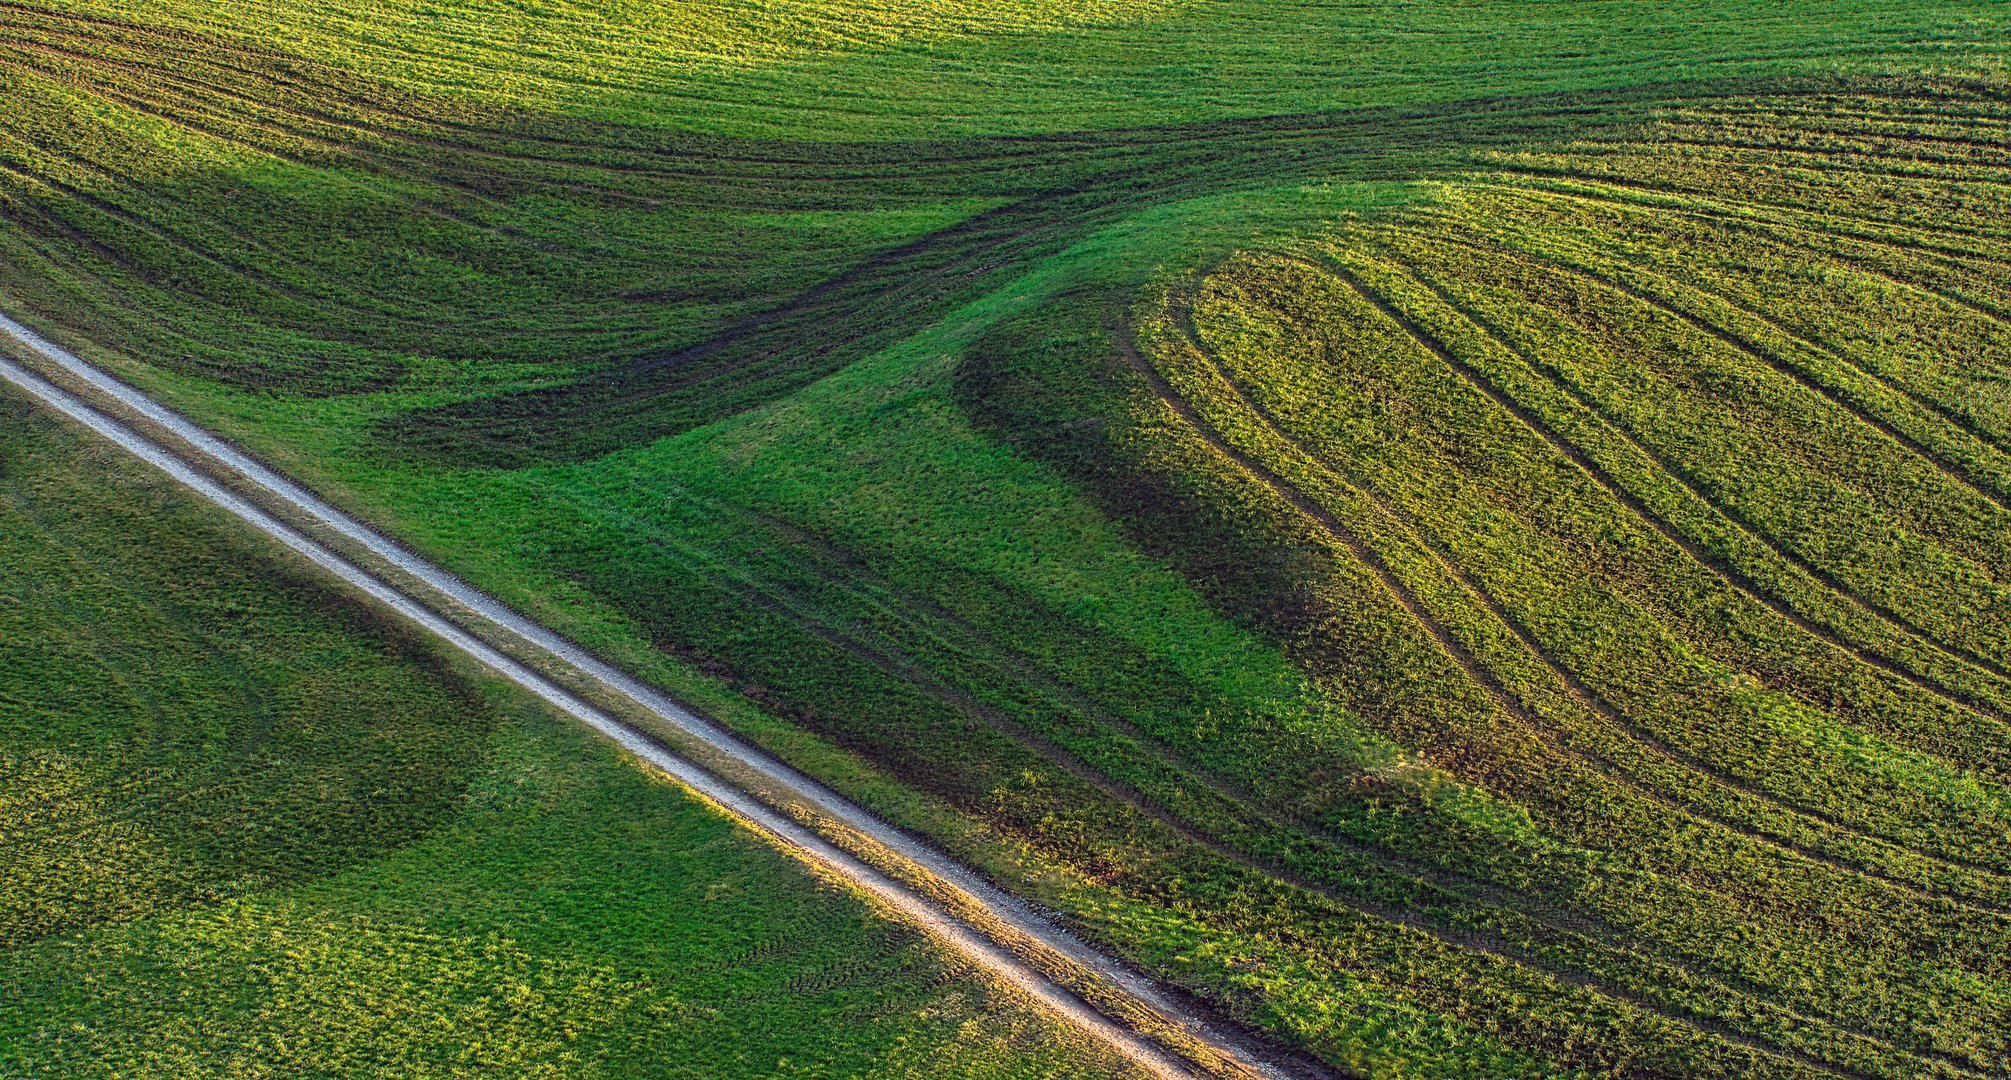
[0,394,1141,1079]
[5,1,2011,1076]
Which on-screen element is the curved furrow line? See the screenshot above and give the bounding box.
[0,1,1061,172]
[0,1,312,67]
[1480,178,2010,444]
[1737,116,2010,152]
[0,149,614,365]
[637,483,1782,950]
[543,481,1885,1078]
[1395,224,2011,717]
[1815,239,2011,358]
[1665,145,2011,189]
[537,475,2011,1022]
[0,149,409,331]
[1602,124,2011,179]
[1495,246,2011,529]
[1480,161,2011,264]
[1626,249,2011,479]
[0,176,164,294]
[1635,135,2011,189]
[4,52,764,214]
[676,490,2007,1080]
[0,44,598,271]
[1486,172,2011,338]
[1131,314,1994,1080]
[1123,312,2011,1080]
[0,111,490,332]
[0,5,619,141]
[4,8,1669,197]
[1142,293,2010,1061]
[1133,284,2011,922]
[0,16,645,173]
[0,27,770,192]
[562,483,1622,941]
[1367,234,2011,753]
[1469,177,2011,452]
[1584,116,2011,183]
[0,35,433,165]
[1169,264,2011,903]
[634,482,1881,999]
[1526,246,2011,655]
[1318,251,2011,864]
[1425,222,2011,683]
[1486,185,2011,477]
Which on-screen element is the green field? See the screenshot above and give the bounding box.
[0,393,1139,1079]
[4,1,2011,1077]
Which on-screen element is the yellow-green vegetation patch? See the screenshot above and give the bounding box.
[0,396,1139,1079]
[7,1,2011,1076]
[967,84,2011,1077]
[21,0,2007,136]
[0,392,495,946]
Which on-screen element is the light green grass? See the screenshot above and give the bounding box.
[4,2,2011,1076]
[0,392,1139,1080]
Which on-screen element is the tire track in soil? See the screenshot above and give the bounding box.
[1432,222,2011,681]
[1369,231,2011,764]
[1116,314,2003,1080]
[1157,267,2011,923]
[0,312,1333,1080]
[584,464,1990,1080]
[1269,253,2011,885]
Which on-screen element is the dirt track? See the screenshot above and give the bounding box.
[0,311,1330,1080]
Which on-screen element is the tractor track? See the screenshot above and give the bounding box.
[0,310,1336,1080]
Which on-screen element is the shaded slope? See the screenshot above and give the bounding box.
[959,84,2011,1079]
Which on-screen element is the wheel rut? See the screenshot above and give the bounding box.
[1158,269,2011,915]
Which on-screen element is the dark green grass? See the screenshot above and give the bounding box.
[0,390,496,947]
[5,3,2011,1078]
[959,87,2011,1078]
[1,1,2005,458]
[0,393,1140,1079]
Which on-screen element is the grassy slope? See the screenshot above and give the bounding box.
[3,3,2010,1077]
[0,391,1139,1080]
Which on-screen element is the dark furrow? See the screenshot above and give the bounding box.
[1370,235,2011,755]
[1480,161,2011,266]
[1506,135,2011,253]
[1170,263,2011,903]
[1401,224,2011,723]
[0,148,365,320]
[1128,287,2011,936]
[0,114,463,329]
[1424,223,2011,683]
[2,9,1688,197]
[1483,183,2011,455]
[635,480,2011,1070]
[1115,316,2011,1080]
[1375,227,2010,699]
[0,33,601,240]
[679,489,1690,940]
[1490,186,2011,478]
[1471,178,2011,452]
[1506,231,2011,527]
[1637,134,2011,186]
[549,484,1864,1078]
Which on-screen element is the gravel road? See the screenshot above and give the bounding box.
[1,312,1320,1080]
